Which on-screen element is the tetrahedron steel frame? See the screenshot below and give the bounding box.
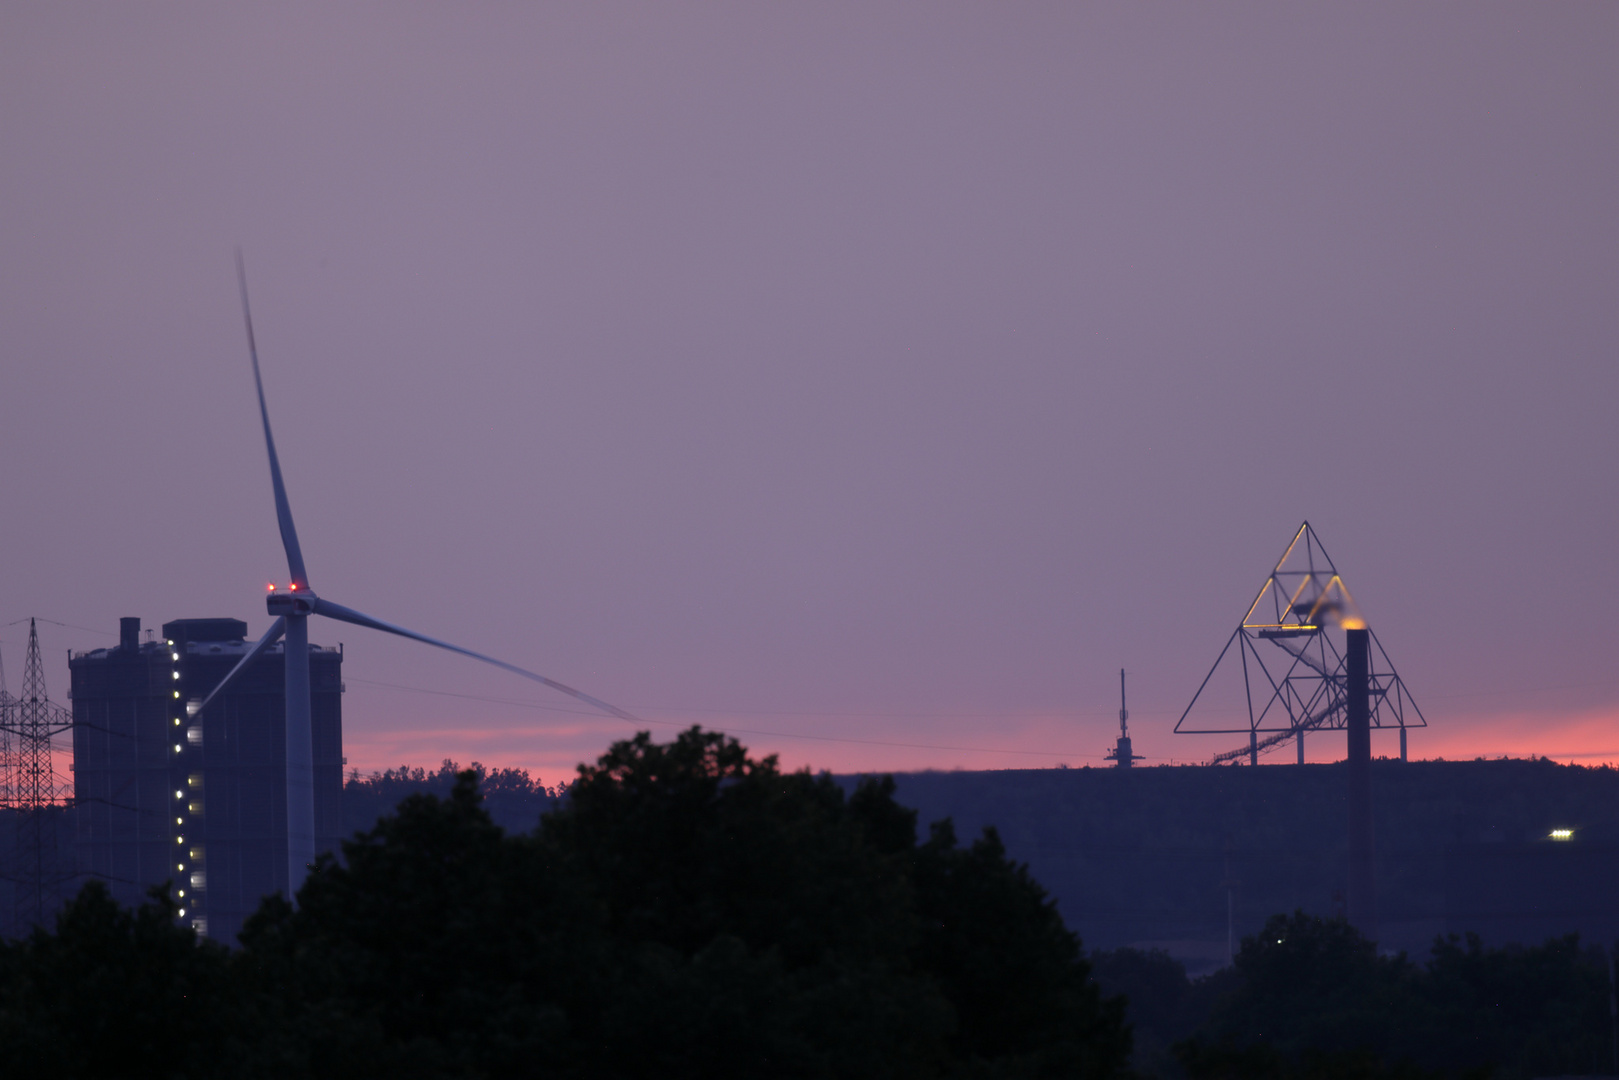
[1175,522,1426,766]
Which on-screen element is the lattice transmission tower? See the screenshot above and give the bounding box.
[0,649,13,814]
[2,619,76,930]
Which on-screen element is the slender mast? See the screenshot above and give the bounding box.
[1119,668,1128,739]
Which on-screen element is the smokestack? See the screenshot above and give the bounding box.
[119,617,141,653]
[1345,626,1376,939]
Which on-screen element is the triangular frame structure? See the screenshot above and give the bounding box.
[1175,522,1426,766]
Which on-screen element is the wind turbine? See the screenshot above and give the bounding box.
[195,256,638,893]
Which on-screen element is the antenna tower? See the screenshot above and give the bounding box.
[1174,523,1426,766]
[3,620,75,930]
[1104,669,1143,767]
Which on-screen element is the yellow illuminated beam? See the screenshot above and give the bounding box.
[1241,579,1277,628]
[1302,574,1345,624]
[1243,524,1311,628]
[1285,573,1320,622]
[1272,523,1309,576]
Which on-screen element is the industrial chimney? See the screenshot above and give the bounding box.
[1345,626,1377,939]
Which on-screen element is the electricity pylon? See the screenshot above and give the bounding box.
[2,620,75,930]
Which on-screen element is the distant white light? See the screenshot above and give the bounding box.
[172,671,180,681]
[1551,828,1574,841]
[175,791,182,799]
[171,652,179,661]
[176,817,183,825]
[178,909,185,917]
[176,836,183,844]
[177,863,184,871]
[172,691,180,699]
[174,744,182,753]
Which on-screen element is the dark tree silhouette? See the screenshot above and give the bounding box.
[8,738,1616,1080]
[1176,910,1609,1080]
[0,882,256,1079]
[243,727,1131,1078]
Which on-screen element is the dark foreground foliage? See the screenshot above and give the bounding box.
[1092,910,1613,1080]
[0,728,1130,1080]
[0,883,250,1077]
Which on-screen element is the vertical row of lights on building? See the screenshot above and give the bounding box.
[169,639,206,936]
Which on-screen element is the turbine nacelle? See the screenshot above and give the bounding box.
[267,588,317,617]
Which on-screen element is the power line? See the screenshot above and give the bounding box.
[345,676,1110,760]
[345,675,1119,722]
[2,616,115,637]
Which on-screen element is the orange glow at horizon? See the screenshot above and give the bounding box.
[335,704,1619,785]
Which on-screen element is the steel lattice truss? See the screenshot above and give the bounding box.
[0,619,76,930]
[0,620,75,809]
[1175,522,1426,766]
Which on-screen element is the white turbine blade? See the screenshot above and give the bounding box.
[311,597,640,724]
[236,252,311,592]
[190,617,287,718]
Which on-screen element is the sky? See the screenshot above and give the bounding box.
[1,3,1616,785]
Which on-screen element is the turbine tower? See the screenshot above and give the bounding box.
[196,257,639,894]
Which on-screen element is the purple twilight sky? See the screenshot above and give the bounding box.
[1,3,1616,784]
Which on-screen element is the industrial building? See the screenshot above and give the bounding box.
[70,617,343,943]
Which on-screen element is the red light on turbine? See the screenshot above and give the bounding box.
[290,583,297,591]
[267,583,275,592]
